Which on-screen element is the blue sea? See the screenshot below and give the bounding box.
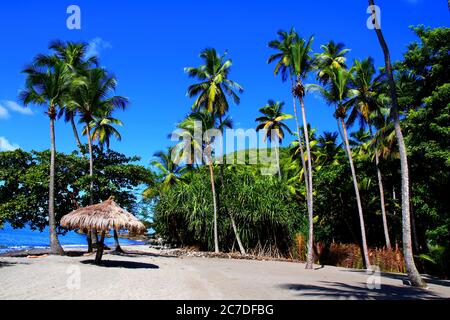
[0,223,145,254]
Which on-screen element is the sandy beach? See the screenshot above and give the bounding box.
[0,245,449,300]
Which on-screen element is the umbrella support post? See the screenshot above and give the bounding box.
[113,229,124,253]
[94,231,106,264]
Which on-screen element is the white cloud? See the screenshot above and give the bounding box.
[0,137,20,151]
[86,38,112,58]
[0,100,33,115]
[0,105,9,119]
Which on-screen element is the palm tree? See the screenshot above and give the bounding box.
[87,113,123,152]
[290,35,316,269]
[68,68,128,206]
[185,48,244,254]
[255,100,293,178]
[175,112,245,255]
[315,41,350,85]
[185,48,243,118]
[268,29,315,269]
[151,148,187,194]
[316,132,343,166]
[36,41,98,153]
[311,67,371,268]
[19,60,73,255]
[348,57,392,249]
[368,0,426,287]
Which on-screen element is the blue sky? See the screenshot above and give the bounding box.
[0,0,448,165]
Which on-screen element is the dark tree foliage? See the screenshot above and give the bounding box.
[0,147,153,232]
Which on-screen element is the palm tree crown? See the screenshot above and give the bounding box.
[256,100,293,143]
[185,48,243,116]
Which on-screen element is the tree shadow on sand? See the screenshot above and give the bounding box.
[0,261,28,268]
[341,269,450,288]
[107,249,178,259]
[80,259,159,269]
[280,281,442,300]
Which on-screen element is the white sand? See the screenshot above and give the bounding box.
[0,245,449,300]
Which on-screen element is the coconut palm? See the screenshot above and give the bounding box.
[290,35,316,269]
[316,132,343,166]
[68,68,128,206]
[255,100,293,178]
[347,57,393,249]
[19,60,74,255]
[310,67,371,268]
[36,41,98,152]
[368,0,426,288]
[86,113,123,152]
[176,112,233,253]
[315,41,350,85]
[185,48,243,118]
[268,29,315,269]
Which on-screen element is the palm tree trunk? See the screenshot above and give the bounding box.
[375,150,392,249]
[290,79,313,267]
[274,144,282,179]
[370,126,391,249]
[87,125,94,205]
[208,163,219,253]
[340,118,370,267]
[299,95,315,270]
[70,117,83,153]
[368,0,426,288]
[86,124,98,251]
[48,114,64,255]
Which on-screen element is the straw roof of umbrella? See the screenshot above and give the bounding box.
[60,198,146,234]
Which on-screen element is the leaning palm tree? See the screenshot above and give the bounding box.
[310,67,371,268]
[348,57,392,249]
[268,29,315,269]
[290,35,316,269]
[368,0,426,287]
[68,68,128,206]
[19,60,74,255]
[255,100,293,178]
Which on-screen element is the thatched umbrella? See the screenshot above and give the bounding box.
[61,197,146,264]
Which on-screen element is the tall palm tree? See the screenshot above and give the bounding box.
[255,100,293,178]
[68,68,128,207]
[176,112,233,253]
[290,35,316,269]
[368,0,426,287]
[185,48,243,118]
[185,48,244,254]
[36,41,98,153]
[348,57,392,249]
[268,29,315,269]
[315,41,350,85]
[19,60,74,255]
[311,67,371,268]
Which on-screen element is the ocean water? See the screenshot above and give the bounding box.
[0,223,145,254]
